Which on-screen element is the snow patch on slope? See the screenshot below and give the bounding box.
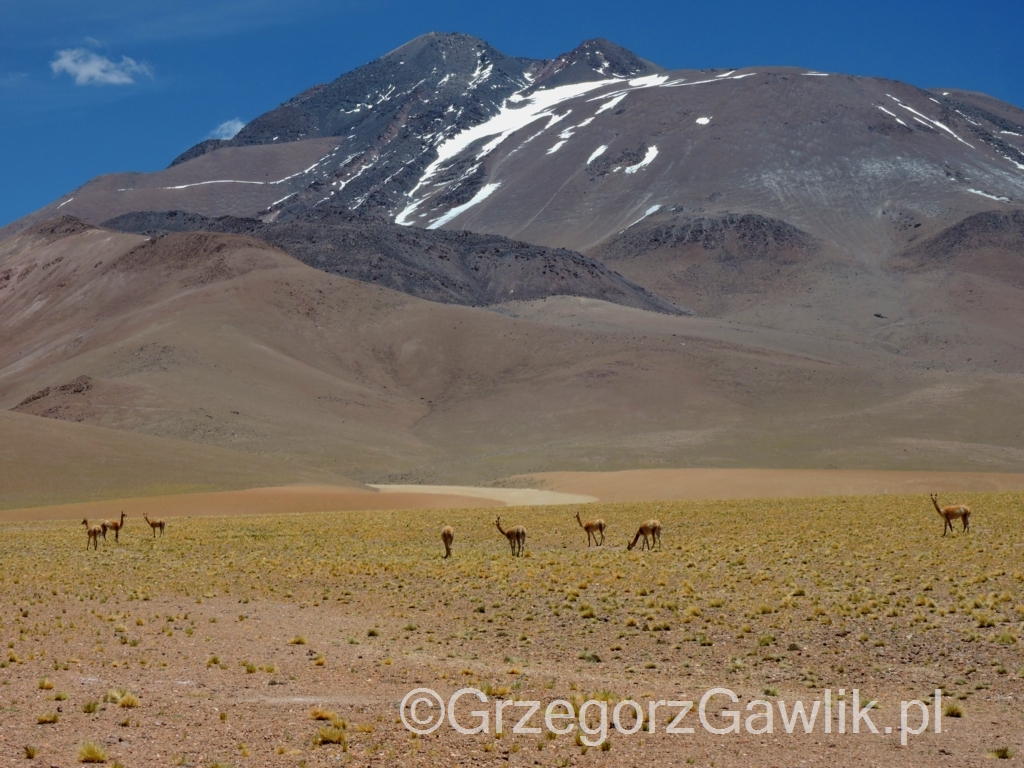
[595,93,627,114]
[886,94,974,148]
[628,74,669,87]
[427,182,502,229]
[877,105,908,126]
[967,188,1010,201]
[624,146,658,174]
[587,145,607,164]
[621,204,662,232]
[395,79,619,225]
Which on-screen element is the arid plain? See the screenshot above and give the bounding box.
[2,217,1024,767]
[1,490,1023,768]
[4,27,1024,767]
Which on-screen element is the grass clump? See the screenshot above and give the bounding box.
[942,701,963,718]
[77,741,107,763]
[105,689,139,708]
[313,726,347,747]
[36,712,59,724]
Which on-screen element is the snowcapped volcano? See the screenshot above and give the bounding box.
[11,31,1022,270]
[4,33,1024,483]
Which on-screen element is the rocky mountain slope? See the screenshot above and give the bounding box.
[4,217,1024,490]
[3,34,1024,490]
[7,33,1020,260]
[101,210,683,312]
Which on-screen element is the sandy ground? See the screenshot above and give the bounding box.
[521,468,1024,502]
[3,469,1021,523]
[370,484,597,506]
[0,485,501,524]
[5,228,1024,494]
[0,493,1021,767]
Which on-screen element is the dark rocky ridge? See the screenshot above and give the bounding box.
[595,213,820,262]
[591,212,827,315]
[102,210,685,314]
[887,209,1024,288]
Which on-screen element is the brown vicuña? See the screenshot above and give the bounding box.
[441,525,454,559]
[930,493,971,536]
[575,510,606,547]
[495,516,526,557]
[103,511,127,542]
[627,519,662,551]
[143,514,165,537]
[81,519,103,550]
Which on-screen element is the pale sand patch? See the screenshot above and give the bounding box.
[369,484,597,505]
[0,484,501,523]
[519,468,1024,501]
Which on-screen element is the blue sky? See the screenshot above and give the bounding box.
[2,0,1022,228]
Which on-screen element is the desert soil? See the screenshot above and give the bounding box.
[0,487,1021,767]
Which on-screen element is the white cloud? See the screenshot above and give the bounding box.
[50,48,152,85]
[209,118,245,140]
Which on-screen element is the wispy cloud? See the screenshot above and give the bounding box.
[209,118,245,140]
[50,48,152,85]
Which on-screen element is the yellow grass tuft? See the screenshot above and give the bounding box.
[77,741,107,763]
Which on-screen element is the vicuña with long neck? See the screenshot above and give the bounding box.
[575,510,606,547]
[103,511,127,542]
[143,514,165,537]
[495,516,526,557]
[627,519,662,551]
[81,519,103,550]
[930,494,970,536]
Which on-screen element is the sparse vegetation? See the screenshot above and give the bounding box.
[104,689,139,708]
[0,491,1020,764]
[312,726,346,747]
[77,741,107,763]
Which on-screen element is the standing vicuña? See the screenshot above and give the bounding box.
[441,526,454,559]
[627,519,662,551]
[103,511,127,542]
[82,519,103,550]
[930,494,971,536]
[495,516,526,557]
[575,511,606,546]
[143,514,165,537]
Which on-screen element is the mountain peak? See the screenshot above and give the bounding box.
[530,38,662,88]
[385,31,491,58]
